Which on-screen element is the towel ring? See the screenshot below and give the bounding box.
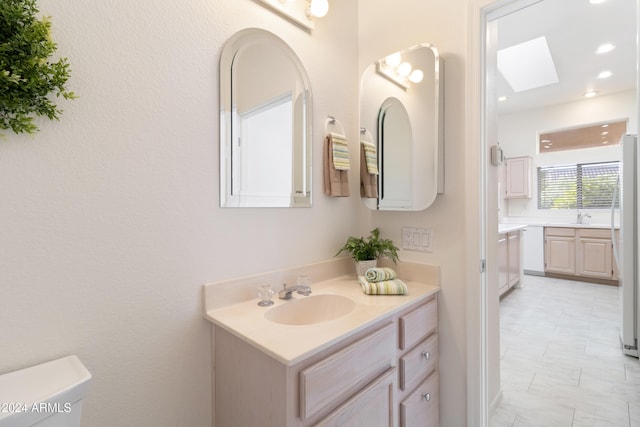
[360,127,374,144]
[325,115,346,136]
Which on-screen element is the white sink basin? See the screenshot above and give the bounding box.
[265,294,356,326]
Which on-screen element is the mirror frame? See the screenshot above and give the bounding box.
[219,28,313,208]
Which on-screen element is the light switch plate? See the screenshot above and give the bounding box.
[402,227,433,252]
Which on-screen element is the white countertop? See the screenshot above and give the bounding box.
[498,224,528,234]
[205,276,439,366]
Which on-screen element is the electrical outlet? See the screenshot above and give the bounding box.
[402,227,433,252]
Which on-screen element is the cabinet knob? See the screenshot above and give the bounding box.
[422,392,431,401]
[421,351,430,360]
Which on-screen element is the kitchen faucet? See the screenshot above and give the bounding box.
[278,283,312,299]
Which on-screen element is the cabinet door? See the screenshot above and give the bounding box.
[400,372,439,427]
[315,368,397,427]
[498,234,509,295]
[505,157,532,198]
[577,237,613,278]
[507,232,520,287]
[545,236,576,274]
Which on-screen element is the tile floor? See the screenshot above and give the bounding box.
[490,275,640,427]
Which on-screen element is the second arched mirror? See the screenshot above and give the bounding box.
[360,43,444,211]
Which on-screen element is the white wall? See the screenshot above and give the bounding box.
[499,90,637,223]
[359,1,469,426]
[0,1,361,425]
[0,1,472,426]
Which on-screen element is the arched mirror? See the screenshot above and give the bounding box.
[220,28,312,207]
[360,43,444,211]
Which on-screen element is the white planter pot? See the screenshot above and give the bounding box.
[355,260,378,277]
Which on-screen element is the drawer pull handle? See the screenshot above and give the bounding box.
[422,392,431,401]
[421,351,430,360]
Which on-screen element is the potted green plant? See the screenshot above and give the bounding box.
[0,0,76,136]
[336,228,399,276]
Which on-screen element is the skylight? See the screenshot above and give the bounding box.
[497,36,559,92]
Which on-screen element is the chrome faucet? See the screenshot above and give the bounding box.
[278,283,312,299]
[577,211,591,224]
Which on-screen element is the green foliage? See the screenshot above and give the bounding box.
[335,228,399,263]
[0,0,76,135]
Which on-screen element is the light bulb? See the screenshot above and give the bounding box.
[598,70,613,79]
[308,0,329,18]
[385,53,401,68]
[596,43,615,54]
[397,62,412,77]
[409,69,424,83]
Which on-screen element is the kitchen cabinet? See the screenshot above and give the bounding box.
[213,296,439,427]
[498,228,523,297]
[576,228,614,279]
[504,156,532,198]
[545,227,618,282]
[544,227,576,275]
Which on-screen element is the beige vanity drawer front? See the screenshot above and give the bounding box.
[314,368,397,427]
[400,372,439,427]
[300,323,395,421]
[399,299,437,350]
[399,333,438,391]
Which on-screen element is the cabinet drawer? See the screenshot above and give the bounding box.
[399,334,438,391]
[578,228,613,239]
[314,368,396,427]
[545,227,575,237]
[300,323,395,421]
[400,372,439,427]
[399,299,437,350]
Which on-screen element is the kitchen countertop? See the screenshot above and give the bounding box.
[205,276,440,366]
[498,224,528,233]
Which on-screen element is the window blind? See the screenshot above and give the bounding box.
[537,161,620,209]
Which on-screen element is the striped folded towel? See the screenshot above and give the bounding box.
[358,276,408,295]
[331,132,351,171]
[365,267,397,282]
[361,140,379,175]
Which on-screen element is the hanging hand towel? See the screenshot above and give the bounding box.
[324,134,350,197]
[331,132,351,171]
[358,276,408,295]
[361,140,379,175]
[365,267,397,282]
[360,142,378,198]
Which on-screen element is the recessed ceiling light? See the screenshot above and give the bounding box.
[602,140,609,144]
[584,91,598,98]
[589,0,607,4]
[602,131,609,135]
[498,96,508,102]
[602,124,609,128]
[596,43,616,54]
[497,36,559,92]
[598,70,613,79]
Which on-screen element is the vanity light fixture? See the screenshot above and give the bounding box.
[376,51,424,89]
[258,0,330,30]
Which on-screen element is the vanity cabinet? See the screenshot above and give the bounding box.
[504,156,532,199]
[545,227,618,282]
[213,296,439,427]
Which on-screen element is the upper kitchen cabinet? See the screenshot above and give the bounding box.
[504,156,532,199]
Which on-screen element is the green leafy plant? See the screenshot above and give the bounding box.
[0,0,76,135]
[335,228,399,263]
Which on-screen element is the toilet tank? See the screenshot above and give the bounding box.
[0,355,91,427]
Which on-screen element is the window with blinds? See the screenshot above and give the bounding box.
[537,161,620,209]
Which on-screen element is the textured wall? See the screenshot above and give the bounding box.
[0,1,359,425]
